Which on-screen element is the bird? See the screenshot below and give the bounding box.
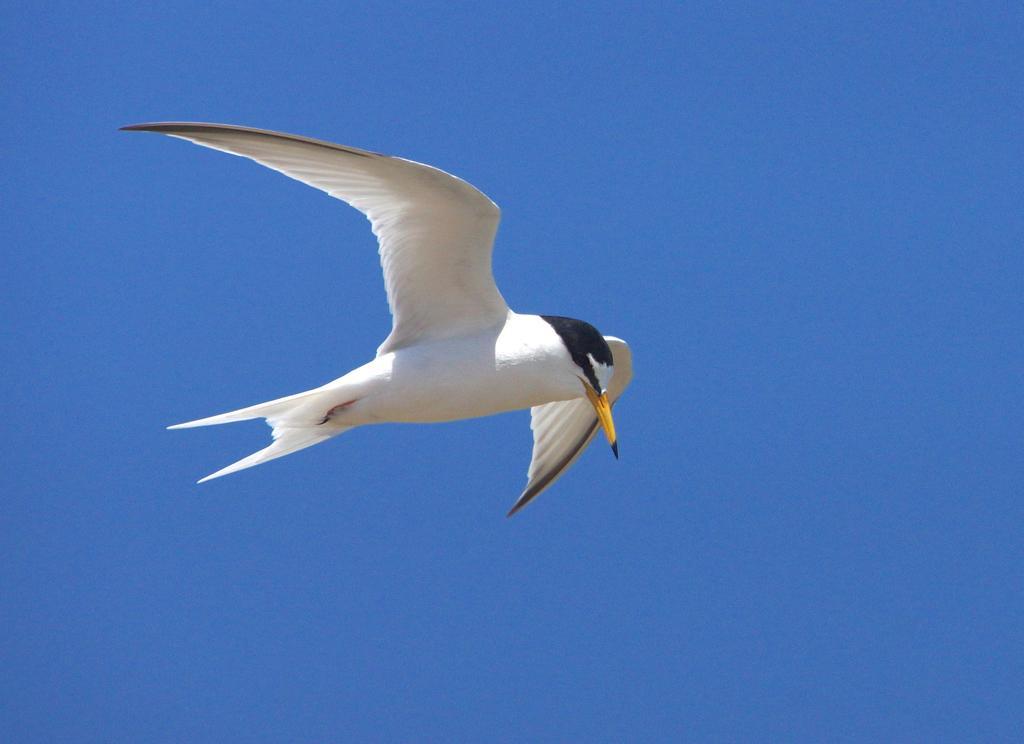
[123,122,633,515]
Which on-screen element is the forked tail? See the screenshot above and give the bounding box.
[169,387,351,483]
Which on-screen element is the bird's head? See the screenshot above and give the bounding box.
[541,315,618,458]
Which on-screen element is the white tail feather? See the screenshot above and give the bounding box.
[167,387,323,429]
[196,425,351,483]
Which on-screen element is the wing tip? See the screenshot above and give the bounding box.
[120,122,188,133]
[505,492,536,518]
[119,122,381,158]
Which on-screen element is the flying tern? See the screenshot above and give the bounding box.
[123,122,633,515]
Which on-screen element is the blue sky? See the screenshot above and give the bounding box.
[4,2,1022,741]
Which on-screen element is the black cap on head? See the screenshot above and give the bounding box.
[541,315,613,391]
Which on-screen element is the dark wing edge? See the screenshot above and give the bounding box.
[507,418,599,517]
[120,122,382,159]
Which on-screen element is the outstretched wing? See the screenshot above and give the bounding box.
[122,122,508,355]
[508,337,633,516]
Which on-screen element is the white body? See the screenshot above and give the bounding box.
[297,312,583,427]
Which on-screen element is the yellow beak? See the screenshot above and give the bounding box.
[584,385,618,458]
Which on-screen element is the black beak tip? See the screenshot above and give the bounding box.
[611,441,619,459]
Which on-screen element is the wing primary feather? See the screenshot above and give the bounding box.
[507,420,598,517]
[119,122,379,158]
[510,337,632,516]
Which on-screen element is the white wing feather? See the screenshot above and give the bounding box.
[509,337,633,515]
[122,123,507,354]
